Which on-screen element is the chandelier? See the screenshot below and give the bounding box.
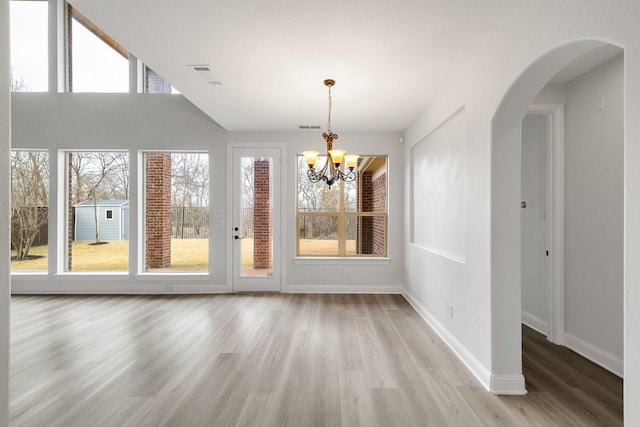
[302,79,359,187]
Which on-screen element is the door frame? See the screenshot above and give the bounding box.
[525,103,565,345]
[226,142,286,292]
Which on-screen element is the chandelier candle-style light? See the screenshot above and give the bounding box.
[302,79,359,187]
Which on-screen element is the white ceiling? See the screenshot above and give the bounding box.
[69,0,526,132]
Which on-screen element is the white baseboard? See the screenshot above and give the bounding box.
[402,290,526,395]
[521,310,548,336]
[564,333,623,378]
[284,284,403,294]
[11,275,231,294]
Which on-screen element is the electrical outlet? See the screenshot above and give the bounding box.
[448,303,454,318]
[343,267,349,276]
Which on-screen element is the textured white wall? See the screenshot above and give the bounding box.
[411,108,466,261]
[0,0,10,423]
[403,1,640,415]
[564,54,624,361]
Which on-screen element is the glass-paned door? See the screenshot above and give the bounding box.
[231,146,281,291]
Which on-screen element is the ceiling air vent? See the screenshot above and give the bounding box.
[189,64,222,86]
[299,125,322,130]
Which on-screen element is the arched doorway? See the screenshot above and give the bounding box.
[490,40,624,391]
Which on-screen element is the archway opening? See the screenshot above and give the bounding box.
[491,40,624,395]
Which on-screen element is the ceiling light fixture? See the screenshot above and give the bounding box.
[302,79,359,187]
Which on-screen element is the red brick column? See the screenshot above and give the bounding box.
[357,171,374,254]
[146,153,172,269]
[372,173,387,255]
[253,159,272,269]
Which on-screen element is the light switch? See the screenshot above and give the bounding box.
[537,209,546,222]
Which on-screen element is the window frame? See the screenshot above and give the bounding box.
[295,154,388,258]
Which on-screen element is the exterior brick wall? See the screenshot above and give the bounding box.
[356,171,386,255]
[253,159,272,269]
[146,67,171,94]
[372,173,387,255]
[145,153,172,269]
[357,171,374,254]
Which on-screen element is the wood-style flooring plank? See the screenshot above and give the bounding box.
[9,294,623,426]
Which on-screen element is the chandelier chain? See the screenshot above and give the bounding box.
[327,84,332,132]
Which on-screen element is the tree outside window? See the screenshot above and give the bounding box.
[11,151,49,271]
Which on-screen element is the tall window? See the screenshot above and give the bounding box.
[144,152,209,273]
[67,151,129,272]
[10,0,48,92]
[11,151,49,271]
[69,5,129,92]
[296,155,388,257]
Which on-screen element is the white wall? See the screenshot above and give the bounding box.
[0,0,10,423]
[229,130,405,293]
[564,54,624,365]
[520,113,548,333]
[11,93,230,292]
[403,1,640,416]
[10,94,405,294]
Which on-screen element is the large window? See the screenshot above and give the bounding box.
[11,151,49,271]
[10,0,48,92]
[296,155,388,257]
[69,6,129,93]
[67,151,129,272]
[144,152,209,272]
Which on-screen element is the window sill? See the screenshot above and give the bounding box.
[293,257,390,265]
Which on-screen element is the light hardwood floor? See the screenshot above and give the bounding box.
[9,294,622,426]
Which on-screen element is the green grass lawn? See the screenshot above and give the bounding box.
[11,239,209,272]
[11,237,355,272]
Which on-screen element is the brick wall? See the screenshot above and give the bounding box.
[372,173,387,255]
[146,67,171,94]
[146,153,172,269]
[357,171,374,254]
[253,159,272,269]
[356,171,386,255]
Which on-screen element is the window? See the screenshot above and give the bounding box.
[296,155,388,257]
[68,5,129,93]
[11,151,49,271]
[67,151,129,272]
[144,152,209,272]
[9,0,48,92]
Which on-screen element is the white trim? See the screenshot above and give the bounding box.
[293,257,390,265]
[285,284,403,294]
[564,333,623,378]
[11,274,228,294]
[521,310,548,336]
[403,289,527,395]
[527,103,565,345]
[409,243,466,264]
[227,142,286,293]
[490,375,527,395]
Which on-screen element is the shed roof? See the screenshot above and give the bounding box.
[74,199,129,208]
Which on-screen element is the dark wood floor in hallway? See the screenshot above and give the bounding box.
[10,294,622,426]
